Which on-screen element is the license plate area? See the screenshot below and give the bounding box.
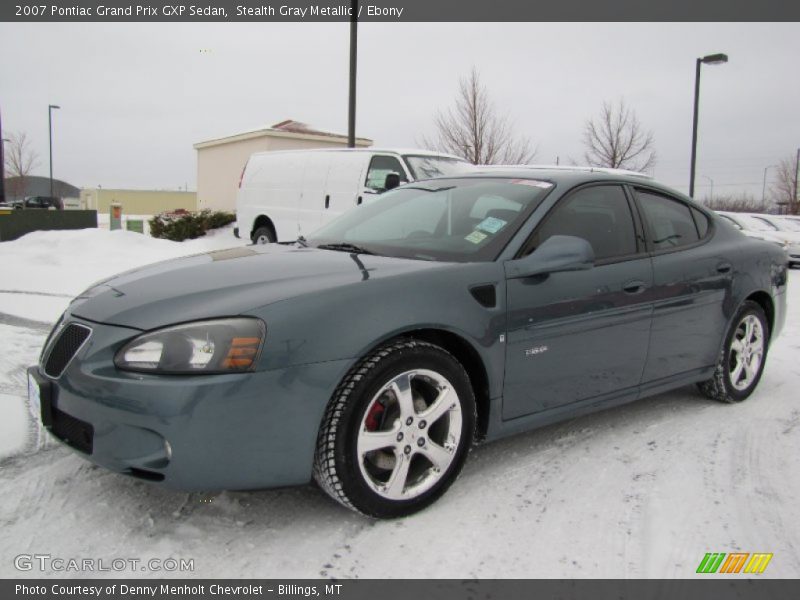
[27,367,54,428]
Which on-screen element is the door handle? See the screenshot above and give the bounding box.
[716,262,732,274]
[325,195,330,209]
[623,280,648,295]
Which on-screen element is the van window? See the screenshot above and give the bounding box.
[365,156,408,191]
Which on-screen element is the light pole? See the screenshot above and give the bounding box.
[689,53,728,198]
[702,175,714,203]
[762,164,777,203]
[0,108,5,205]
[347,0,357,148]
[48,104,60,197]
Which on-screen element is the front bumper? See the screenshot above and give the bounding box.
[32,317,351,491]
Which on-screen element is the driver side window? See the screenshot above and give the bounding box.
[526,185,638,261]
[365,155,408,192]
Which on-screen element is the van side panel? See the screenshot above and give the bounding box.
[322,153,370,228]
[237,152,307,242]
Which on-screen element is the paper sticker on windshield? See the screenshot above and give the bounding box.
[465,230,488,244]
[510,179,553,188]
[477,216,507,234]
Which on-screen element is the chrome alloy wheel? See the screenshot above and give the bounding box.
[356,369,463,501]
[729,314,765,391]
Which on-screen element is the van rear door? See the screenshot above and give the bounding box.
[322,152,370,226]
[298,152,332,235]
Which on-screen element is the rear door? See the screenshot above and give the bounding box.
[503,184,653,419]
[322,153,369,227]
[298,152,332,236]
[633,188,731,382]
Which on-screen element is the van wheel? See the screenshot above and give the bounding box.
[313,339,476,518]
[252,226,275,244]
[697,300,769,403]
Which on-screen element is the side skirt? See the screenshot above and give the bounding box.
[483,366,715,443]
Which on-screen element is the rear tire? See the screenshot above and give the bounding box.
[313,339,476,518]
[252,226,275,245]
[697,301,769,403]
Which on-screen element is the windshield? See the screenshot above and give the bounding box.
[403,155,473,179]
[776,217,800,232]
[307,178,553,262]
[738,214,779,232]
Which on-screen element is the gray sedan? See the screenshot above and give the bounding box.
[28,169,788,517]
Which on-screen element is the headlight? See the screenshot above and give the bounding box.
[115,318,266,374]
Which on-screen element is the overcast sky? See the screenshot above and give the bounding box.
[0,22,798,199]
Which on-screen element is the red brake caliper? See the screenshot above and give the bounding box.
[364,402,385,431]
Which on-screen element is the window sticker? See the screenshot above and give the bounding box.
[465,230,488,244]
[476,216,507,234]
[510,179,553,188]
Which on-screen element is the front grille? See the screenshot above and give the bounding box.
[44,323,91,378]
[51,407,94,454]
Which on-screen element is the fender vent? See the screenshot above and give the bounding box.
[469,284,497,308]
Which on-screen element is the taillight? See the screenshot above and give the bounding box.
[238,160,249,189]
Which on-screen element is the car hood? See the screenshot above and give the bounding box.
[70,244,445,330]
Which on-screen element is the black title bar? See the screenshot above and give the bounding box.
[3,0,800,22]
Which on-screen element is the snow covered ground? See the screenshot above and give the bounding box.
[0,226,798,578]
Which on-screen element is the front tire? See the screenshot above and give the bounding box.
[698,301,769,403]
[252,226,275,245]
[313,339,476,518]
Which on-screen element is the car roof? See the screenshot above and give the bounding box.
[412,166,685,197]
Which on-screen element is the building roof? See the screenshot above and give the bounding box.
[3,175,80,201]
[193,120,372,149]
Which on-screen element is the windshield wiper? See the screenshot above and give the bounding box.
[296,235,309,247]
[316,242,376,255]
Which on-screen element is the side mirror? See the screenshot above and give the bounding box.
[506,235,595,279]
[384,172,401,191]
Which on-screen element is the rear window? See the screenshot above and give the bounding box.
[636,190,701,251]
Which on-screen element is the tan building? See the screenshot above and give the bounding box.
[194,120,372,212]
[80,188,197,215]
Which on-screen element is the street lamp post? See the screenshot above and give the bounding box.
[347,0,357,148]
[702,175,714,203]
[48,104,60,197]
[762,164,777,203]
[689,53,728,198]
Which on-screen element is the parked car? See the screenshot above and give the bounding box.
[744,213,800,267]
[235,148,472,244]
[13,196,64,210]
[715,211,795,267]
[29,168,787,517]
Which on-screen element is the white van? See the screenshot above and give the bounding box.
[235,148,471,243]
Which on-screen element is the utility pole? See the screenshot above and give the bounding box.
[0,108,5,205]
[347,0,358,148]
[794,148,799,209]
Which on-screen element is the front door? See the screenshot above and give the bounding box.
[503,184,653,420]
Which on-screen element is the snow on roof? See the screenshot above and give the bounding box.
[194,120,373,149]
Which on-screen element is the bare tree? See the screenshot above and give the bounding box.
[421,68,536,165]
[583,99,656,173]
[4,131,39,198]
[705,192,773,214]
[769,155,799,215]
